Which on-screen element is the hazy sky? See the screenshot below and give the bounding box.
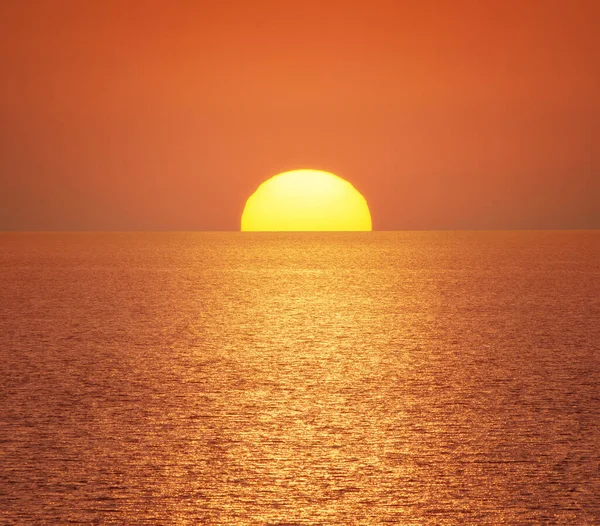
[1,0,598,230]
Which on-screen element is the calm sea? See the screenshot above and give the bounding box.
[1,232,599,524]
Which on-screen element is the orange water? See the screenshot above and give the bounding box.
[1,232,599,524]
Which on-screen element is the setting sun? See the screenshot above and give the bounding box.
[241,169,372,231]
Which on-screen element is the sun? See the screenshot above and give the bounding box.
[241,169,372,232]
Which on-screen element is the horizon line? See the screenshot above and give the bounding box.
[1,228,598,234]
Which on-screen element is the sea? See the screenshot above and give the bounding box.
[1,231,599,524]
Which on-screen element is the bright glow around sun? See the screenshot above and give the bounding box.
[241,169,372,231]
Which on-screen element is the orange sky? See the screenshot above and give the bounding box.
[1,0,598,230]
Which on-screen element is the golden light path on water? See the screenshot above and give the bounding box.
[0,232,599,523]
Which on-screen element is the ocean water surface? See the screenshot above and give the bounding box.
[1,231,599,524]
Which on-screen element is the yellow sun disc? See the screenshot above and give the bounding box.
[241,169,372,232]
